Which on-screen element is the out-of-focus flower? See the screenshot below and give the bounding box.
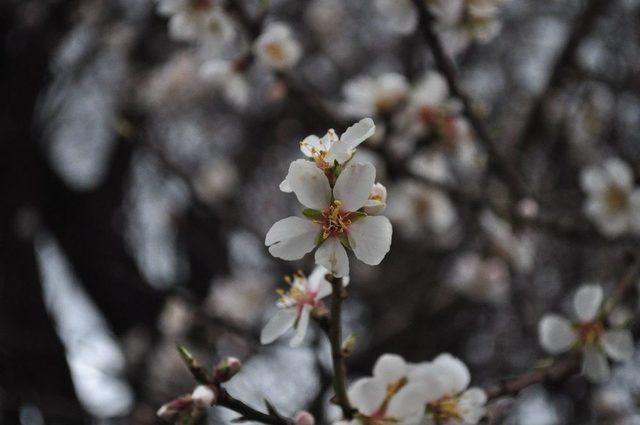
[580,158,640,237]
[194,156,239,202]
[206,273,271,327]
[191,385,216,408]
[157,394,194,422]
[341,73,410,118]
[480,210,536,273]
[280,119,376,193]
[375,0,418,34]
[388,180,457,237]
[418,354,487,425]
[261,267,338,346]
[447,253,510,305]
[364,183,388,215]
[294,411,316,425]
[157,0,235,45]
[158,297,193,337]
[199,59,250,109]
[347,354,432,425]
[266,160,392,277]
[538,284,634,383]
[408,148,452,184]
[254,23,302,70]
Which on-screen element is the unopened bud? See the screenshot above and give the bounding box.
[214,357,242,383]
[157,395,193,422]
[341,334,356,357]
[294,411,315,425]
[192,385,216,408]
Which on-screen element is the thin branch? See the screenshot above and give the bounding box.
[328,275,354,419]
[217,389,292,425]
[410,0,529,200]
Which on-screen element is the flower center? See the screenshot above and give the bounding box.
[321,200,352,239]
[576,320,604,346]
[419,106,457,145]
[277,273,318,312]
[264,42,286,62]
[428,395,462,422]
[605,185,628,213]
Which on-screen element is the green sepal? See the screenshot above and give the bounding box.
[302,208,323,220]
[176,344,210,384]
[339,234,351,250]
[350,211,367,223]
[315,231,327,246]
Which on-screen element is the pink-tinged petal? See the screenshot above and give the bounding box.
[574,284,603,322]
[373,354,408,384]
[386,382,429,419]
[432,353,470,395]
[260,308,297,344]
[583,346,610,383]
[314,237,349,278]
[602,329,634,362]
[287,159,332,209]
[334,162,376,212]
[348,216,392,266]
[290,304,312,347]
[265,217,320,260]
[347,377,387,416]
[538,314,577,355]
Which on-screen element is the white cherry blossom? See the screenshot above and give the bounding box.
[538,284,635,383]
[580,158,640,237]
[347,354,432,425]
[416,354,487,425]
[266,160,392,277]
[261,267,340,347]
[448,253,510,305]
[280,118,376,193]
[254,23,302,70]
[342,73,409,118]
[199,59,250,109]
[157,0,235,44]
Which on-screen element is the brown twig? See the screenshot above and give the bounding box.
[328,275,354,419]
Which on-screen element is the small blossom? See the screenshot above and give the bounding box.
[538,284,635,383]
[157,0,235,44]
[580,158,640,237]
[375,0,418,35]
[280,118,376,193]
[191,385,216,408]
[341,73,409,118]
[364,183,388,215]
[266,159,392,277]
[157,394,193,422]
[199,59,250,110]
[447,253,510,305]
[347,354,432,425]
[261,267,344,346]
[254,23,302,70]
[213,357,242,382]
[294,411,316,425]
[479,210,536,273]
[416,354,487,425]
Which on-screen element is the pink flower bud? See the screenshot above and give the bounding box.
[192,385,216,408]
[157,395,193,422]
[294,411,315,425]
[214,357,242,382]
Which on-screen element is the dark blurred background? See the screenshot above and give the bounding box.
[1,0,640,424]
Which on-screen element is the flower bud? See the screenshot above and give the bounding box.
[294,411,315,425]
[341,334,357,357]
[192,385,216,408]
[213,357,242,383]
[157,395,193,422]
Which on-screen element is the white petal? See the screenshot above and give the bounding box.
[538,314,577,355]
[580,167,607,194]
[279,178,292,193]
[432,353,470,395]
[373,354,408,384]
[265,217,320,260]
[408,363,448,402]
[287,159,332,209]
[604,158,633,189]
[347,377,386,416]
[375,0,418,34]
[601,329,634,362]
[300,135,324,157]
[340,118,376,150]
[458,388,487,424]
[316,280,333,300]
[260,308,297,344]
[386,382,429,419]
[290,304,312,347]
[583,346,610,383]
[333,162,376,212]
[307,266,329,293]
[315,237,349,278]
[348,216,393,266]
[574,284,603,322]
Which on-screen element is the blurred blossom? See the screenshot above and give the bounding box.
[158,297,193,337]
[512,387,559,425]
[579,158,640,237]
[341,72,410,118]
[194,157,239,203]
[408,148,453,183]
[199,59,250,109]
[156,0,236,46]
[206,272,271,327]
[254,23,302,70]
[447,252,510,305]
[480,210,536,272]
[388,180,458,239]
[305,0,345,37]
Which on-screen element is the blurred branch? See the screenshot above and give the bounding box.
[410,0,529,201]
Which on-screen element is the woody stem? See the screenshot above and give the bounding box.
[328,275,354,419]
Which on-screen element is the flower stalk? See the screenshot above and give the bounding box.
[328,274,354,419]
